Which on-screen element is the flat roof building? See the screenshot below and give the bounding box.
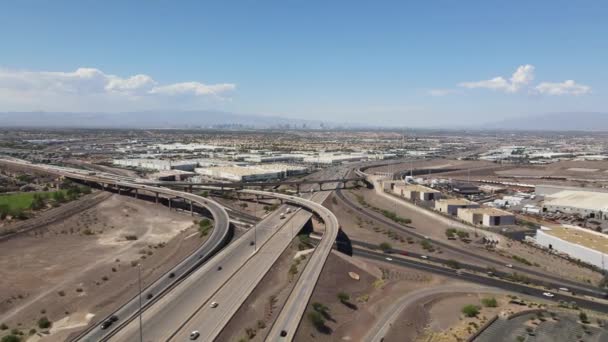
[195,166,282,182]
[542,189,608,220]
[435,198,480,216]
[457,207,515,227]
[530,224,608,271]
[393,184,441,201]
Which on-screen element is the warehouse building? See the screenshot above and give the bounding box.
[113,158,199,171]
[195,166,282,182]
[541,188,608,220]
[457,207,515,227]
[451,182,480,195]
[393,184,441,201]
[530,224,608,271]
[435,198,480,216]
[253,163,309,177]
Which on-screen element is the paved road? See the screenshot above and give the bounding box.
[354,248,608,314]
[109,204,299,341]
[335,185,606,298]
[0,159,231,342]
[264,171,346,341]
[170,197,323,341]
[364,284,506,342]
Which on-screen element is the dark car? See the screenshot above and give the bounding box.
[250,241,255,246]
[100,321,112,330]
[109,315,118,322]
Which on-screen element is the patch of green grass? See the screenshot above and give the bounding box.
[0,190,68,213]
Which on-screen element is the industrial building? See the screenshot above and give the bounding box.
[539,185,608,220]
[457,207,515,227]
[451,182,480,195]
[435,198,480,216]
[393,184,441,201]
[113,158,199,171]
[303,153,367,165]
[529,224,608,271]
[195,166,282,182]
[252,164,309,177]
[240,154,304,163]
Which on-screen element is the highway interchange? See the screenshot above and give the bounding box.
[1,158,607,341]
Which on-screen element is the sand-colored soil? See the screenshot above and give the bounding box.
[0,194,204,340]
[294,251,442,341]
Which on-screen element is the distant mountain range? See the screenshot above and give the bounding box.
[1,110,607,132]
[481,112,608,132]
[0,110,347,129]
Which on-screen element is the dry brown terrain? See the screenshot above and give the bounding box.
[349,186,602,285]
[294,251,442,342]
[0,194,205,340]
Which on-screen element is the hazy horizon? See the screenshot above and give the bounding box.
[0,1,606,127]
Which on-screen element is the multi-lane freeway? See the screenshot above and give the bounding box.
[0,159,231,341]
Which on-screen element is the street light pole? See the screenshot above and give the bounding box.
[138,264,143,342]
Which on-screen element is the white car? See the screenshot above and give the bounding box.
[559,287,569,292]
[505,264,513,268]
[210,301,219,308]
[420,255,428,259]
[542,292,555,298]
[189,331,200,340]
[385,257,393,261]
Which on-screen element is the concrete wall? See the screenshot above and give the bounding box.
[534,228,608,271]
[542,204,605,220]
[482,214,515,226]
[436,202,480,216]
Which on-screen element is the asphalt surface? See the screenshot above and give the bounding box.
[335,185,606,298]
[109,204,298,341]
[354,248,608,314]
[363,284,506,342]
[0,159,232,342]
[264,169,351,342]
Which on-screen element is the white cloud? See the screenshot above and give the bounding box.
[0,67,236,111]
[535,80,591,96]
[150,82,236,97]
[459,64,535,93]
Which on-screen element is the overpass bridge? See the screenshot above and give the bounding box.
[146,176,365,193]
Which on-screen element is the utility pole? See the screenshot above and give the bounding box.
[138,264,143,342]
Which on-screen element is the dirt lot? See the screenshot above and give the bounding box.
[294,251,441,341]
[0,194,205,340]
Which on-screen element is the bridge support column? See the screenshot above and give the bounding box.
[168,198,172,210]
[155,192,159,204]
[118,187,121,195]
[318,182,323,191]
[190,200,194,216]
[134,189,138,199]
[296,184,300,193]
[188,185,193,193]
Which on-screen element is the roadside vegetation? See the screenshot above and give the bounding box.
[0,182,91,220]
[352,192,412,225]
[198,218,212,237]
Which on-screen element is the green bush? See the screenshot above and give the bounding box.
[462,304,480,317]
[481,297,498,308]
[337,292,350,303]
[308,311,325,330]
[37,316,51,329]
[1,335,21,342]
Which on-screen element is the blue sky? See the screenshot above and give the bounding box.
[0,0,606,127]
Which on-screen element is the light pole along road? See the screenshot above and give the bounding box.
[0,159,232,342]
